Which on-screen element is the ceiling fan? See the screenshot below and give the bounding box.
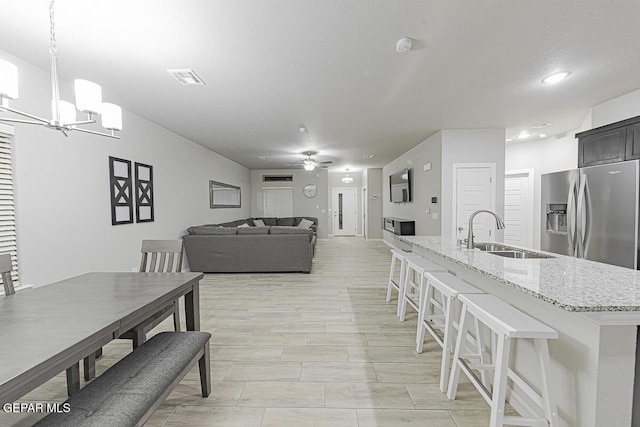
[284,151,333,170]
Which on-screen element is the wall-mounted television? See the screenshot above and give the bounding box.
[389,168,412,203]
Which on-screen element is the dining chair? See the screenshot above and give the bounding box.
[0,253,15,296]
[84,240,184,381]
[122,240,184,346]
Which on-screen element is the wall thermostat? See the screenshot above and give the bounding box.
[431,197,438,204]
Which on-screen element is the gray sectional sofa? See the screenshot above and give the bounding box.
[183,217,318,273]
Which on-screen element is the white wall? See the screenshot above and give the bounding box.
[4,51,251,286]
[328,172,362,236]
[505,112,590,248]
[591,88,640,128]
[383,132,443,244]
[249,169,329,239]
[363,168,383,240]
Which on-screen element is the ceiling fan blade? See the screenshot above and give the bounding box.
[317,160,333,164]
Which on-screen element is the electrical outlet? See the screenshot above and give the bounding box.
[431,212,439,220]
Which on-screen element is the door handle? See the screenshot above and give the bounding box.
[576,176,588,258]
[567,177,577,256]
[458,226,464,231]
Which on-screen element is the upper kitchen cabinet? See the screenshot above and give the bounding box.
[576,115,640,167]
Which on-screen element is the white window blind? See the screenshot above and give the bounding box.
[0,127,19,289]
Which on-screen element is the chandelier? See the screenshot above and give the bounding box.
[0,0,122,138]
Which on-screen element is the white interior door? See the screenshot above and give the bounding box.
[262,187,293,217]
[504,169,534,247]
[332,188,357,236]
[452,164,496,242]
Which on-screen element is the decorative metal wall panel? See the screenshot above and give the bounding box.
[109,156,133,225]
[135,162,154,223]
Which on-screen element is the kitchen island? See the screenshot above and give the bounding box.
[399,236,640,427]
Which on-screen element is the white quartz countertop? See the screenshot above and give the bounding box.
[399,236,640,312]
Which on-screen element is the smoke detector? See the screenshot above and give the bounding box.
[395,37,412,53]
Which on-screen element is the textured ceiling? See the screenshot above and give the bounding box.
[1,0,640,171]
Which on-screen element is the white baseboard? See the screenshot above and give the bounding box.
[317,238,329,241]
[382,240,394,248]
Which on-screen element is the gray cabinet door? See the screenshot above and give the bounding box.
[625,122,640,161]
[578,127,627,168]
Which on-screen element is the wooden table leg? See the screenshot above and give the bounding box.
[66,363,80,396]
[184,282,200,331]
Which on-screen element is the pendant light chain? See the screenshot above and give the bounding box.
[49,0,57,56]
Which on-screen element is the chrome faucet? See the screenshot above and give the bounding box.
[466,210,505,249]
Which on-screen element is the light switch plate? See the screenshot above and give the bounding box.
[425,208,431,214]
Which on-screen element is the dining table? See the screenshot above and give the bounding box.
[0,271,204,405]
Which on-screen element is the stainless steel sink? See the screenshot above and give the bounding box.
[474,242,555,259]
[487,250,555,259]
[474,243,515,252]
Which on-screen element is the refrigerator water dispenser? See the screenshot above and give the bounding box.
[546,204,567,233]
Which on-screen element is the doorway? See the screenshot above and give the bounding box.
[362,187,367,239]
[451,163,496,242]
[504,169,534,247]
[262,187,293,217]
[332,188,357,236]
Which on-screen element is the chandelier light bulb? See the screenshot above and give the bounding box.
[74,79,103,114]
[102,103,123,131]
[51,99,77,126]
[0,59,19,100]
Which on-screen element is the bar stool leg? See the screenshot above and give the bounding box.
[396,259,407,318]
[386,254,397,303]
[535,338,559,426]
[447,304,471,400]
[474,318,490,388]
[415,277,429,352]
[489,333,511,427]
[439,294,454,392]
[399,264,412,321]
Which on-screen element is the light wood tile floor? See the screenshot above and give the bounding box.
[0,237,492,426]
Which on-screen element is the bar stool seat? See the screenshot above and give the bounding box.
[399,256,447,321]
[447,293,559,427]
[386,248,421,317]
[416,271,484,392]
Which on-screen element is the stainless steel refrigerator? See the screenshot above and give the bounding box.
[541,160,639,269]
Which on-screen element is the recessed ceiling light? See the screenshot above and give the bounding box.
[299,124,308,133]
[395,37,412,53]
[167,69,205,85]
[363,154,375,159]
[539,133,547,138]
[542,72,570,84]
[517,132,531,139]
[531,122,552,129]
[257,156,270,160]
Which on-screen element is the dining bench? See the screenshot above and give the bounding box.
[34,331,211,427]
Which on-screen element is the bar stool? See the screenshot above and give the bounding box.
[416,271,485,392]
[447,293,559,427]
[386,248,420,317]
[399,256,447,321]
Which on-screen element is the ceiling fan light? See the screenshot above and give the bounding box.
[74,79,103,114]
[304,163,315,171]
[102,103,122,131]
[0,59,19,100]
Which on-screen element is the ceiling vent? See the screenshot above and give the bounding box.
[167,69,205,86]
[263,175,293,182]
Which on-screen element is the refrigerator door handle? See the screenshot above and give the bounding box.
[576,176,588,258]
[567,177,577,256]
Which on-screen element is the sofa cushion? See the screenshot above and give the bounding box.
[256,217,277,226]
[298,218,314,230]
[238,223,250,228]
[253,219,266,227]
[188,226,237,235]
[237,226,270,235]
[277,217,295,226]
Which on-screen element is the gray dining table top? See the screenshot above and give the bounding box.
[0,271,204,403]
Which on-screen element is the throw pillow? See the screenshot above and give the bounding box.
[253,219,266,227]
[238,223,250,228]
[298,218,314,229]
[188,226,237,235]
